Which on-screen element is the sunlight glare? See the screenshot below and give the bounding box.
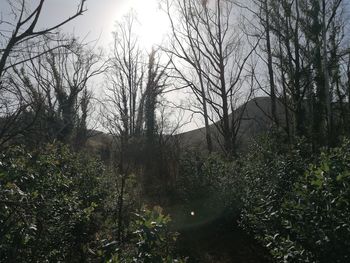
[128,0,169,50]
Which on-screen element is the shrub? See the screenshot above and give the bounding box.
[240,138,350,262]
[0,144,107,262]
[107,206,186,263]
[175,152,244,226]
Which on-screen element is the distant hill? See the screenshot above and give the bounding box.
[86,97,285,156]
[85,130,113,160]
[176,96,286,153]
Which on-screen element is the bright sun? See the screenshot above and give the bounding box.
[127,0,170,50]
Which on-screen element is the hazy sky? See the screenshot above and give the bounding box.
[35,0,169,51]
[0,0,169,50]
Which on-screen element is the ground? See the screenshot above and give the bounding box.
[171,211,272,263]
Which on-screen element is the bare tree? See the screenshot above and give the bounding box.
[238,0,350,148]
[0,0,86,77]
[163,0,258,155]
[100,12,145,243]
[105,12,145,139]
[163,0,213,152]
[272,0,348,146]
[7,36,105,146]
[100,11,176,233]
[0,0,87,148]
[237,0,279,125]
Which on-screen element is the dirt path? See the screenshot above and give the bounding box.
[173,217,271,263]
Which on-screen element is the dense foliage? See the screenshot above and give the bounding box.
[175,152,243,225]
[173,136,350,262]
[109,206,185,263]
[0,144,183,263]
[0,144,108,262]
[240,138,350,262]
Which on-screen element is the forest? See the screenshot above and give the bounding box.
[1,0,350,262]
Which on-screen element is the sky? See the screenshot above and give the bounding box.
[36,0,170,51]
[0,0,170,51]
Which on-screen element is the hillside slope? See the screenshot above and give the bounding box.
[177,97,286,153]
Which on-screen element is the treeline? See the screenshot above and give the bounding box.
[1,0,350,155]
[162,0,350,153]
[244,0,350,148]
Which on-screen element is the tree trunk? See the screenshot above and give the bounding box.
[198,69,213,153]
[264,0,278,126]
[322,0,332,145]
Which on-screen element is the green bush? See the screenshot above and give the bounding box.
[240,138,350,262]
[0,144,188,262]
[0,144,107,262]
[278,141,350,262]
[108,206,186,263]
[175,152,243,226]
